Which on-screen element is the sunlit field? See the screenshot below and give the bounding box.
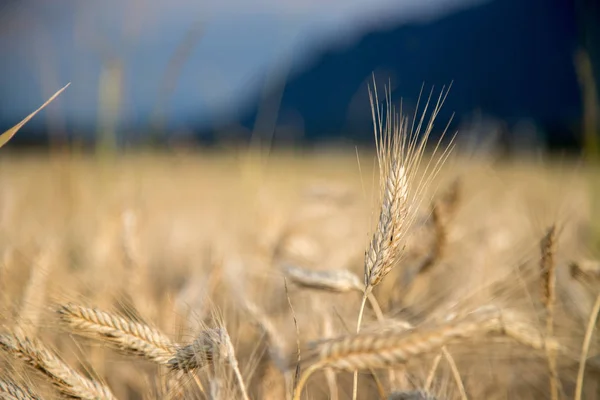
[1,146,599,399]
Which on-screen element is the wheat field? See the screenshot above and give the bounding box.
[1,86,600,399]
[0,146,597,400]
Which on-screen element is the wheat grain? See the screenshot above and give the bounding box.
[364,83,453,291]
[0,379,41,400]
[168,328,224,371]
[0,329,116,400]
[57,303,175,364]
[356,81,454,399]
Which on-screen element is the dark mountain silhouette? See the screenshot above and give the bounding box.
[219,0,595,150]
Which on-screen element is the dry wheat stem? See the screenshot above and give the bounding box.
[322,315,339,400]
[57,303,175,364]
[540,225,560,400]
[441,347,467,400]
[575,292,600,400]
[0,379,41,400]
[424,353,442,391]
[0,329,116,400]
[222,330,250,400]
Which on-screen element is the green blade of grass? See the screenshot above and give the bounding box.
[0,83,71,149]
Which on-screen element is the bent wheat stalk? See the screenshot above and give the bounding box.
[295,311,553,400]
[283,265,384,321]
[0,329,116,400]
[57,303,175,364]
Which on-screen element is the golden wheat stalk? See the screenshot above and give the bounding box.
[0,329,116,400]
[57,303,175,364]
[539,225,560,400]
[294,310,553,400]
[575,292,600,400]
[0,379,41,400]
[355,80,455,399]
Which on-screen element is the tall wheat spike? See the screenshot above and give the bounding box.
[0,329,116,400]
[363,82,453,291]
[57,303,175,364]
[354,80,455,399]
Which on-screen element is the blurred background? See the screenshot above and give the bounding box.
[0,0,598,154]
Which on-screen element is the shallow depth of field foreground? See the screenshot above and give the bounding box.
[0,146,599,399]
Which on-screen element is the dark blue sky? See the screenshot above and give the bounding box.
[0,0,481,136]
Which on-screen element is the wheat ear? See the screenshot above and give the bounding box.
[283,265,384,320]
[355,80,454,399]
[0,379,41,400]
[168,328,249,400]
[294,311,553,400]
[540,225,560,400]
[57,303,175,364]
[168,328,224,371]
[0,329,116,400]
[364,82,453,291]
